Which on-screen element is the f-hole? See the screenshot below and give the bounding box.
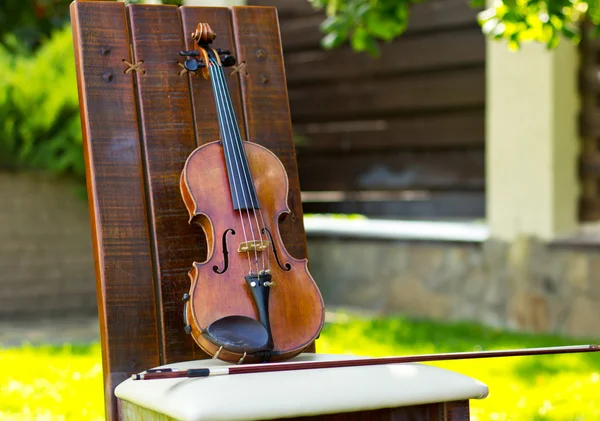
[262,228,291,271]
[213,228,235,274]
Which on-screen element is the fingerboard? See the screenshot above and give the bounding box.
[208,59,259,211]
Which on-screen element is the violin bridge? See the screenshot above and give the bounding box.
[238,240,270,253]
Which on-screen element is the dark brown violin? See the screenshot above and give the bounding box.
[179,24,325,364]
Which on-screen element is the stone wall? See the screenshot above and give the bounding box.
[307,236,600,338]
[0,173,96,319]
[2,173,599,338]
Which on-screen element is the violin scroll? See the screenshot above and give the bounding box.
[191,23,216,45]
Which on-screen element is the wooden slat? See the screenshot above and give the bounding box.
[250,0,317,17]
[579,154,600,178]
[288,67,485,122]
[297,150,485,191]
[285,27,484,83]
[580,196,600,221]
[294,110,484,151]
[231,6,309,261]
[408,0,480,34]
[127,3,207,364]
[302,191,485,219]
[70,2,159,420]
[181,6,247,146]
[276,0,480,52]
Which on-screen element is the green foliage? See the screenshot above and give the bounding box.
[311,0,423,56]
[309,0,600,56]
[0,0,72,52]
[477,0,598,50]
[0,25,84,181]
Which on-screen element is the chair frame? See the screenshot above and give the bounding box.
[70,1,471,419]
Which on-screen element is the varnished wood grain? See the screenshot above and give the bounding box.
[181,142,324,363]
[70,2,160,419]
[231,6,309,261]
[127,3,207,364]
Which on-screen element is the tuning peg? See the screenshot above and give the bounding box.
[183,58,208,72]
[221,55,236,67]
[180,50,200,57]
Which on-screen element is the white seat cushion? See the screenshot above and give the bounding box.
[115,353,488,421]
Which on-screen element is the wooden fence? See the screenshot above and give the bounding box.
[250,0,486,219]
[580,27,600,222]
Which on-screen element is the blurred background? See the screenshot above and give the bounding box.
[1,0,600,420]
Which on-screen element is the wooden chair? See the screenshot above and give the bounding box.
[69,1,488,419]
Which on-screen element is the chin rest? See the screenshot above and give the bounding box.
[115,353,488,421]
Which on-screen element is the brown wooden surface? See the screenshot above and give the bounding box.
[288,67,484,122]
[293,110,485,151]
[277,0,479,52]
[181,142,324,363]
[579,24,600,222]
[71,2,319,418]
[232,6,309,261]
[72,2,477,419]
[70,2,160,420]
[251,0,485,220]
[127,3,206,364]
[297,150,484,192]
[284,27,485,83]
[180,6,247,146]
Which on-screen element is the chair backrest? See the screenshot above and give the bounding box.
[70,1,309,418]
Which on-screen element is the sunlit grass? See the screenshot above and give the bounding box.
[0,342,104,420]
[317,312,600,421]
[1,313,599,420]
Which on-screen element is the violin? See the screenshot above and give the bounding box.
[179,23,325,364]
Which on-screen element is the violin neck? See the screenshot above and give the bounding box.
[208,62,259,211]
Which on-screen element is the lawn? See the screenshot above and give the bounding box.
[1,312,599,420]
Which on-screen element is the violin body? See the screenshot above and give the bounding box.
[180,140,325,363]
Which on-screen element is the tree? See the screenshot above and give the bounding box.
[309,0,600,56]
[0,0,72,52]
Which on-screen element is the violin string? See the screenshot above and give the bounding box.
[215,63,270,274]
[213,63,264,275]
[213,62,264,274]
[208,61,255,275]
[216,63,270,274]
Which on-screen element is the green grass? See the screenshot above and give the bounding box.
[318,312,600,421]
[1,313,599,420]
[0,342,104,420]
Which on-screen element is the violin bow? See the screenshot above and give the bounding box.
[132,344,600,380]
